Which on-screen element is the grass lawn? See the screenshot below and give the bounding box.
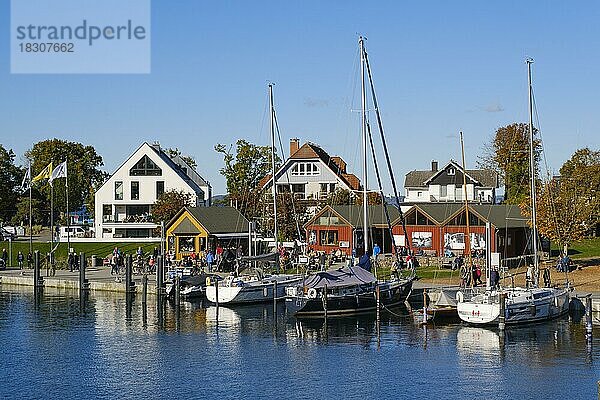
[0,241,160,267]
[550,237,600,259]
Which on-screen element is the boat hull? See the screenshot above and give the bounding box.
[457,287,570,326]
[286,279,413,317]
[205,276,302,305]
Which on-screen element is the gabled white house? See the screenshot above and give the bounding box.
[94,142,211,240]
[404,160,498,204]
[258,139,361,201]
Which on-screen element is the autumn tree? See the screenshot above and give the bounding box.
[0,145,24,223]
[535,148,600,255]
[25,139,106,224]
[479,123,541,204]
[152,189,193,224]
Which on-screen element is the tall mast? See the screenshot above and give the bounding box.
[460,132,472,268]
[360,36,369,255]
[526,58,539,282]
[269,84,278,247]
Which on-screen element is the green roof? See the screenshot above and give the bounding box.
[412,203,529,228]
[328,205,401,227]
[183,207,249,234]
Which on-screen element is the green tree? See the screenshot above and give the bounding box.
[215,139,281,219]
[152,189,193,224]
[25,139,106,225]
[326,188,354,206]
[479,122,541,204]
[0,145,24,223]
[534,148,600,255]
[11,197,46,228]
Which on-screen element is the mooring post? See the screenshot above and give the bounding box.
[422,288,428,325]
[142,275,148,305]
[33,250,40,288]
[175,274,181,305]
[586,295,593,340]
[79,252,87,292]
[499,292,506,331]
[323,284,328,319]
[156,255,164,295]
[376,284,381,325]
[125,255,133,294]
[273,281,278,315]
[215,279,219,309]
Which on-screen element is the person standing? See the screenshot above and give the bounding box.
[27,252,33,269]
[1,248,7,265]
[17,251,24,269]
[206,250,215,273]
[373,243,381,262]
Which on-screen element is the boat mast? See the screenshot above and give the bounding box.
[269,84,278,248]
[360,36,369,255]
[460,132,472,279]
[526,58,539,284]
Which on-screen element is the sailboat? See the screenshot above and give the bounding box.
[285,36,415,317]
[205,84,302,305]
[456,59,570,326]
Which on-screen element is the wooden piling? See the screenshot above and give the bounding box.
[125,255,133,294]
[376,284,381,325]
[499,292,506,330]
[156,255,164,295]
[215,280,219,309]
[586,295,593,339]
[142,275,148,305]
[79,253,88,292]
[422,288,428,325]
[33,250,42,288]
[323,284,328,319]
[175,274,181,305]
[273,281,278,315]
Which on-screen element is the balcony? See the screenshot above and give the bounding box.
[102,214,158,228]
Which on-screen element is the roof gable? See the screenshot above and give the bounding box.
[405,160,498,188]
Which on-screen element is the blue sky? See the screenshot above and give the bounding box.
[1,1,599,195]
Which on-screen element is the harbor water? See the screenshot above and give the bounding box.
[0,285,598,399]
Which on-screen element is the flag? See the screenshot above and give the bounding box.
[32,162,53,183]
[50,161,67,185]
[20,165,31,192]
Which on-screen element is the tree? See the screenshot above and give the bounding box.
[0,145,24,223]
[215,139,281,218]
[260,193,308,241]
[11,197,46,229]
[326,188,354,206]
[479,123,541,205]
[165,147,197,170]
[534,148,600,254]
[152,189,194,224]
[25,139,106,225]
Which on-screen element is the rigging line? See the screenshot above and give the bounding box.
[273,110,302,241]
[362,44,411,257]
[366,120,401,266]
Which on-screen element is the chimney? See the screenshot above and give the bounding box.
[290,138,300,156]
[431,160,438,172]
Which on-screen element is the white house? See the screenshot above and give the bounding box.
[404,160,498,204]
[94,142,211,240]
[258,139,361,201]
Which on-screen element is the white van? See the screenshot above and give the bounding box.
[60,226,86,238]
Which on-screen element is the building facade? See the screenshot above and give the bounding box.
[258,139,361,202]
[94,142,211,240]
[404,160,498,204]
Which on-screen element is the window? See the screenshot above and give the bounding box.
[319,230,338,246]
[114,181,123,200]
[330,183,336,193]
[156,181,165,199]
[131,181,139,200]
[178,237,195,253]
[290,162,320,176]
[320,183,328,193]
[318,216,340,225]
[448,168,456,176]
[291,184,306,198]
[129,155,162,176]
[440,185,447,197]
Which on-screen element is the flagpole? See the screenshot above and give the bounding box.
[66,158,70,256]
[50,182,54,264]
[28,162,32,256]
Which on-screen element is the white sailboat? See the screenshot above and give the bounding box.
[285,36,415,317]
[456,59,570,326]
[205,84,301,305]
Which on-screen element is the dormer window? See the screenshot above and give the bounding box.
[130,155,162,176]
[448,167,456,176]
[291,162,320,176]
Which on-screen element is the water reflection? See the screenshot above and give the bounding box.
[1,285,599,400]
